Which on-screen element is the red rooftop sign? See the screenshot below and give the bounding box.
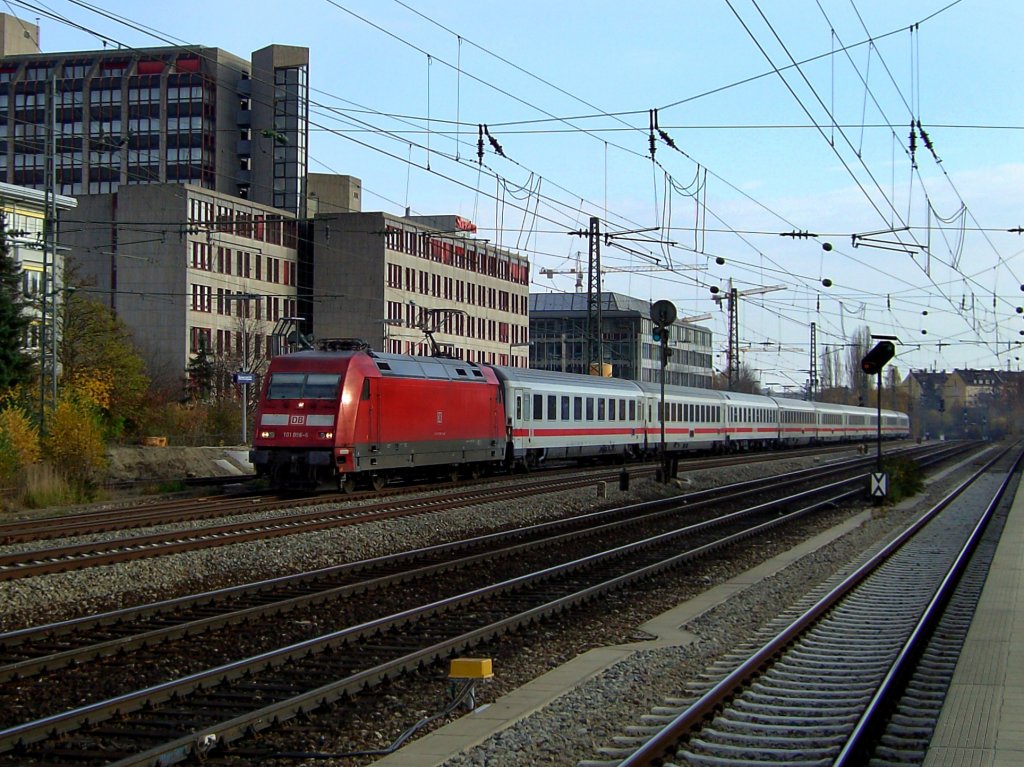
[455,216,477,233]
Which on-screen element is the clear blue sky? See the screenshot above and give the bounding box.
[22,0,1024,386]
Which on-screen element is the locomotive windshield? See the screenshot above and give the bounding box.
[267,372,341,400]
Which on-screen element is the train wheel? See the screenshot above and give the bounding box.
[469,465,482,480]
[370,474,386,492]
[340,476,357,494]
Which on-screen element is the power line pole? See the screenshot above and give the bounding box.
[808,321,818,401]
[727,282,738,390]
[40,73,58,432]
[586,216,602,375]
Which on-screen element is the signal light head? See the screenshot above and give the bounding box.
[861,340,896,375]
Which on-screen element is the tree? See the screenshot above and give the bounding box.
[56,275,150,437]
[845,326,873,405]
[185,335,215,402]
[0,217,36,390]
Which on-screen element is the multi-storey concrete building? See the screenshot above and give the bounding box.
[0,180,76,354]
[0,14,309,216]
[528,292,715,386]
[67,184,300,385]
[308,210,531,366]
[3,13,531,393]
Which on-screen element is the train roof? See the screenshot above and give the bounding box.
[487,366,642,394]
[633,382,729,401]
[268,350,495,383]
[770,397,818,411]
[371,352,494,383]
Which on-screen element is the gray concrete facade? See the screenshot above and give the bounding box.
[311,211,531,365]
[66,183,299,389]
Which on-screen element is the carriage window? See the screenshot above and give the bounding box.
[586,398,594,420]
[629,400,636,420]
[619,400,626,420]
[608,398,616,421]
[516,396,523,420]
[533,394,543,420]
[561,396,570,420]
[598,398,606,420]
[547,395,557,421]
[574,397,583,420]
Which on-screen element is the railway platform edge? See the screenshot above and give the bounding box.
[923,474,1024,767]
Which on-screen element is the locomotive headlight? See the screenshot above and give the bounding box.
[319,431,334,439]
[259,430,275,439]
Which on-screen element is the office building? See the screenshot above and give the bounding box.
[0,180,76,355]
[0,14,309,216]
[309,210,531,365]
[66,184,299,387]
[528,292,715,386]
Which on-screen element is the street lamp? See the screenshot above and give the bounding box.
[224,292,261,445]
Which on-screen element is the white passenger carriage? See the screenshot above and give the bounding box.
[815,401,853,442]
[773,397,818,446]
[635,384,729,453]
[490,367,646,468]
[721,390,781,450]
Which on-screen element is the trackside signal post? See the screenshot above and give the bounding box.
[862,338,896,501]
[651,299,677,482]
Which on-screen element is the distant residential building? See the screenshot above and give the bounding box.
[0,180,76,355]
[528,292,715,386]
[903,369,948,411]
[945,368,1004,410]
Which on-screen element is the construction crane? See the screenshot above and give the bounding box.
[539,263,703,291]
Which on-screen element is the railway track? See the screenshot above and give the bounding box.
[585,443,1021,767]
[0,443,971,766]
[0,450,935,687]
[0,443,881,546]
[0,445,910,581]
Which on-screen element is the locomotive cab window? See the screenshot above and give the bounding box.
[304,374,342,399]
[267,373,304,399]
[267,372,341,400]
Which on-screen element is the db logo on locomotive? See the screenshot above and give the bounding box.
[290,415,306,425]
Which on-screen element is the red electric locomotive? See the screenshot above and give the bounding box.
[250,340,507,491]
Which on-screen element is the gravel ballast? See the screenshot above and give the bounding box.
[0,447,980,767]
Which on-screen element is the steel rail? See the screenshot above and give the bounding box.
[833,445,1024,765]
[0,449,917,684]
[0,461,901,765]
[614,442,1018,767]
[0,442,905,544]
[0,444,956,582]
